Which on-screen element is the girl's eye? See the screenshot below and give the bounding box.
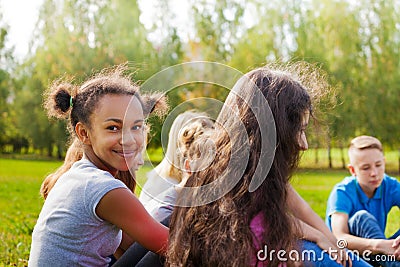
[107,126,119,131]
[132,125,143,131]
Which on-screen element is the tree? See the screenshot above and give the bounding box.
[0,12,20,153]
[186,0,245,62]
[12,0,180,156]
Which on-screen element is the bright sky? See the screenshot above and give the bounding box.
[0,0,44,60]
[1,0,257,63]
[0,0,192,61]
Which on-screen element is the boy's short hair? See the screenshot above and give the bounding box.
[349,135,383,152]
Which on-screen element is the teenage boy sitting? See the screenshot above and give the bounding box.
[326,135,400,267]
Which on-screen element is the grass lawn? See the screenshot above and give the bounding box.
[0,159,61,266]
[0,157,399,266]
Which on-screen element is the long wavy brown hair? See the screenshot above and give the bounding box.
[167,62,330,267]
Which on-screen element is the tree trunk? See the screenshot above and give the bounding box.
[328,142,332,169]
[398,148,400,176]
[57,143,63,160]
[340,145,346,169]
[47,144,52,157]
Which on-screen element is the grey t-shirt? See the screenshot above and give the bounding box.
[139,168,178,206]
[146,186,178,222]
[29,158,127,267]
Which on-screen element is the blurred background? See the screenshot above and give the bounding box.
[0,0,400,172]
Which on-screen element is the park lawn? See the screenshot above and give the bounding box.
[0,158,399,266]
[0,159,61,266]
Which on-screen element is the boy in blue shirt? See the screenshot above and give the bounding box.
[326,135,400,267]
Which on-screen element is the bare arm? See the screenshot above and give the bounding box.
[296,218,348,266]
[331,212,398,257]
[287,185,337,245]
[96,188,169,255]
[288,185,350,266]
[296,218,333,249]
[114,232,135,259]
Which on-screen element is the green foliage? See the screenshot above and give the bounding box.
[0,14,20,153]
[189,0,245,61]
[7,0,186,154]
[1,0,400,157]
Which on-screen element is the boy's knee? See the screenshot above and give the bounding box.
[348,210,385,239]
[351,210,375,220]
[348,210,375,233]
[351,210,373,221]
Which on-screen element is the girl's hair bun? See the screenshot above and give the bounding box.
[141,92,169,118]
[44,82,77,119]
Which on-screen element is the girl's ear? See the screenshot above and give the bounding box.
[184,159,192,173]
[75,122,91,145]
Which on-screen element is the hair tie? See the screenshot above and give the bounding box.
[70,96,74,108]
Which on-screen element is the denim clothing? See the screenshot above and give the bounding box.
[301,240,372,267]
[348,210,400,267]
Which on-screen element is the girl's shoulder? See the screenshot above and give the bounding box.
[71,158,115,178]
[61,158,125,189]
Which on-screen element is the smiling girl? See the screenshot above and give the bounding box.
[29,65,168,266]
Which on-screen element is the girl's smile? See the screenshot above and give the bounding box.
[78,94,145,176]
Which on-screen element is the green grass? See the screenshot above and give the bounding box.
[0,159,61,266]
[0,157,399,266]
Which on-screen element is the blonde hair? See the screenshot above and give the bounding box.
[178,116,214,172]
[153,110,212,182]
[348,135,383,165]
[349,135,383,152]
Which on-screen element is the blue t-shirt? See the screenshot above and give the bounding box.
[326,174,400,232]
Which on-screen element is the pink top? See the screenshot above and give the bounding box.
[249,212,286,267]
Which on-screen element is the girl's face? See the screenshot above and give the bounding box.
[298,110,310,151]
[81,94,145,175]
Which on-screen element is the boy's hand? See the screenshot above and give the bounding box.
[315,237,351,266]
[375,239,400,258]
[393,236,400,259]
